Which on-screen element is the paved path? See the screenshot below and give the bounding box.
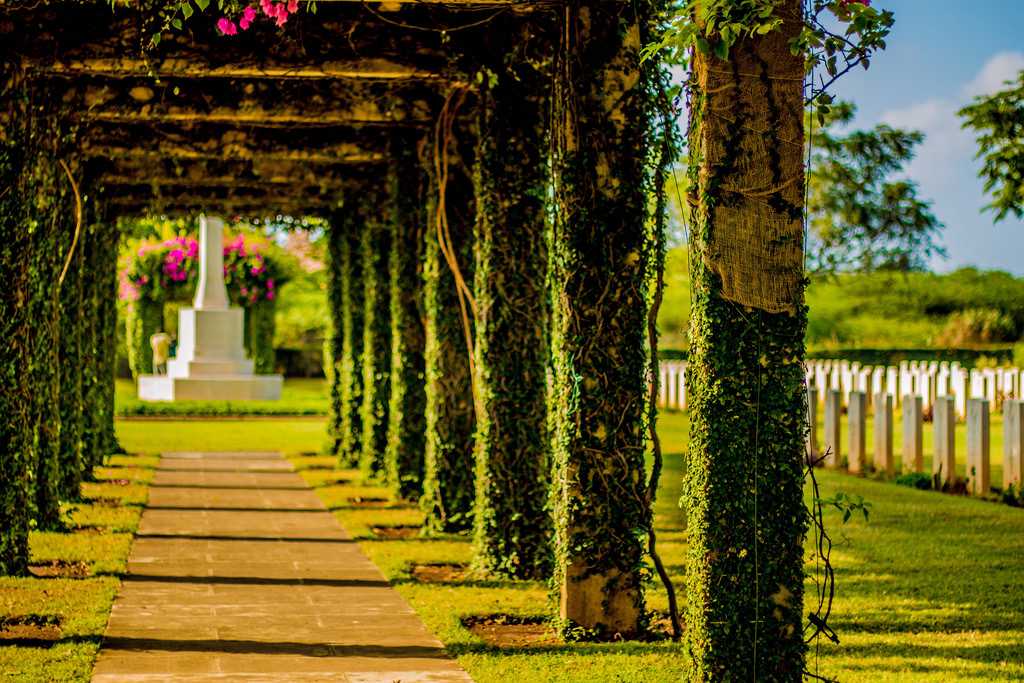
[92,451,472,683]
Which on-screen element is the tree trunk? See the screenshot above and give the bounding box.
[549,2,653,636]
[685,1,808,678]
[385,141,428,500]
[471,32,552,579]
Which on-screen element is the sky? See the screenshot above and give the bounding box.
[827,0,1024,274]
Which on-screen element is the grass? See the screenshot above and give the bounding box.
[0,454,155,682]
[115,377,329,416]
[9,414,1022,681]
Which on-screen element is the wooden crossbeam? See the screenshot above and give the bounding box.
[58,75,438,126]
[92,157,377,188]
[80,121,393,163]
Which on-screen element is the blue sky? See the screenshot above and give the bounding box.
[829,0,1024,274]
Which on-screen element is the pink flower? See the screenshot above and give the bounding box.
[261,0,273,16]
[266,290,276,301]
[287,0,298,13]
[266,278,275,290]
[217,17,238,35]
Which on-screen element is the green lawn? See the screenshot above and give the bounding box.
[0,454,156,682]
[7,414,1022,682]
[115,377,329,416]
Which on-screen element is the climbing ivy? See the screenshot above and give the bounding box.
[96,218,124,458]
[126,297,165,378]
[326,208,364,467]
[359,192,392,482]
[548,1,660,637]
[470,38,553,580]
[77,213,102,491]
[0,66,36,575]
[57,198,85,505]
[421,128,477,534]
[245,298,276,373]
[385,144,427,501]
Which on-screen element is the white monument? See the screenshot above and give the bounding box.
[138,215,283,401]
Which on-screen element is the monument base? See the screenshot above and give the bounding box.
[138,374,283,402]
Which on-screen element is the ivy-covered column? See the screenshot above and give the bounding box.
[0,66,36,574]
[549,3,654,635]
[359,187,392,481]
[95,217,123,458]
[77,214,101,489]
[471,38,552,579]
[57,198,85,502]
[29,109,73,531]
[685,1,808,679]
[127,297,164,378]
[326,207,365,466]
[420,120,477,534]
[385,142,427,500]
[246,299,277,374]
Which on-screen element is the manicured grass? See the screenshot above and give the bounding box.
[115,416,328,454]
[0,454,155,682]
[115,377,329,416]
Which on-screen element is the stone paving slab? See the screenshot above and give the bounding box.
[92,452,472,683]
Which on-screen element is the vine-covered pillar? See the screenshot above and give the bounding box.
[326,206,364,466]
[359,185,392,481]
[30,100,74,531]
[57,188,86,502]
[246,299,277,374]
[549,3,653,635]
[95,215,123,458]
[685,1,808,678]
[127,297,164,378]
[471,29,552,579]
[385,140,428,500]
[77,208,101,490]
[0,64,36,574]
[420,110,478,534]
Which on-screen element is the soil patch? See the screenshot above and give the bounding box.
[28,560,91,579]
[462,615,557,648]
[347,497,390,508]
[370,525,421,539]
[0,615,62,644]
[410,563,467,583]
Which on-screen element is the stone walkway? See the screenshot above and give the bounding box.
[92,451,472,683]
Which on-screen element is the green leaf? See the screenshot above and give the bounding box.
[195,0,209,12]
[713,40,729,60]
[171,18,182,29]
[181,1,193,19]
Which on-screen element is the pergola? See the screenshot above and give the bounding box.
[1,0,811,674]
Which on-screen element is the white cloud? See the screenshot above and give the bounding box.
[962,51,1024,99]
[877,52,1024,189]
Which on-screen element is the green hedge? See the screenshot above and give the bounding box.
[806,346,1016,367]
[471,61,552,580]
[359,196,392,481]
[385,146,427,501]
[126,297,164,378]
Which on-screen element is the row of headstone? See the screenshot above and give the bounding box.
[658,361,688,411]
[805,359,1024,418]
[809,386,1024,494]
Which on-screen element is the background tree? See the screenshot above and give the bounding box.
[959,70,1024,221]
[808,101,944,272]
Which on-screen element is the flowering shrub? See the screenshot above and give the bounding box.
[120,234,286,305]
[216,0,299,35]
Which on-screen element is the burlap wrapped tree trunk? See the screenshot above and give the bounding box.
[684,0,809,679]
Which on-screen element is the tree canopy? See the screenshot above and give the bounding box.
[960,70,1024,222]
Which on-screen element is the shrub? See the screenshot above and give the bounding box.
[936,308,1017,347]
[895,472,932,490]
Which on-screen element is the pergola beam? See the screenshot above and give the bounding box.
[56,75,437,126]
[80,121,392,163]
[92,157,377,187]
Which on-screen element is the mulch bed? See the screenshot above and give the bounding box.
[0,615,62,645]
[370,525,421,539]
[347,497,390,508]
[410,563,467,583]
[461,615,558,648]
[28,560,91,579]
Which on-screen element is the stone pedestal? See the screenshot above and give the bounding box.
[137,215,283,402]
